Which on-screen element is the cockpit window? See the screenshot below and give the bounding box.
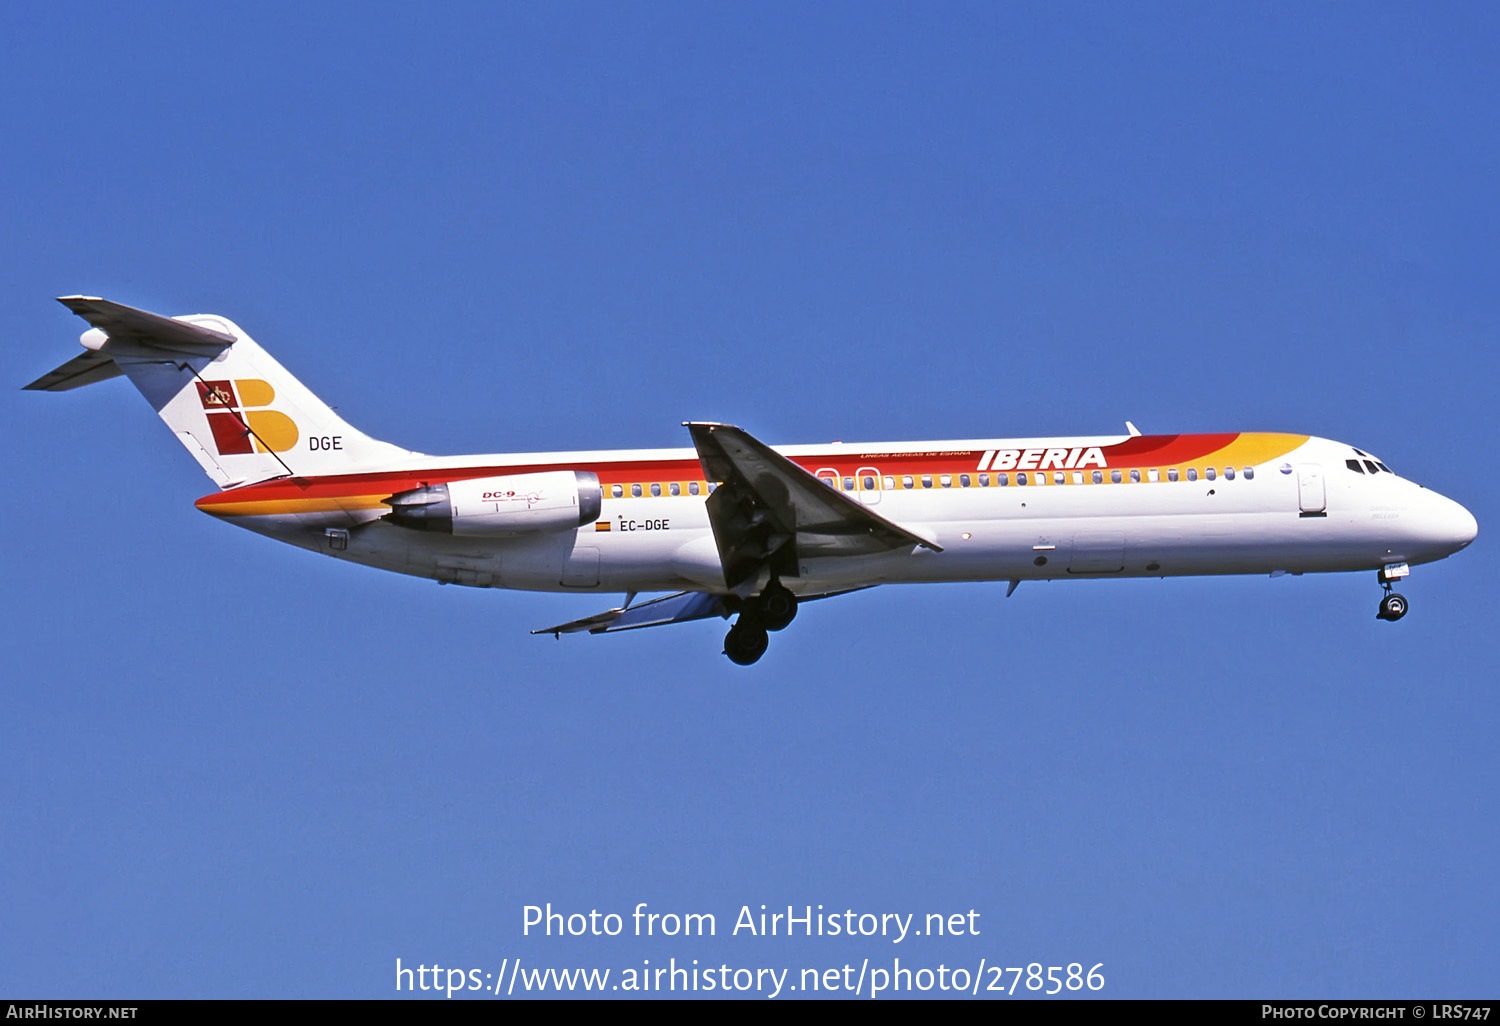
[1375,462,1393,474]
[1346,460,1364,474]
[1363,460,1379,475]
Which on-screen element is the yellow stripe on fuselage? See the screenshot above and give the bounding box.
[1208,432,1309,467]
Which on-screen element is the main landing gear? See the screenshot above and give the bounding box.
[1376,563,1409,622]
[723,581,799,665]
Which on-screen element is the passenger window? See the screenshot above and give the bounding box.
[998,473,1009,486]
[1035,472,1046,486]
[707,482,718,493]
[940,474,952,488]
[959,474,971,487]
[842,476,855,491]
[902,475,914,489]
[631,484,642,497]
[611,484,623,498]
[862,475,876,490]
[1054,471,1065,484]
[650,482,661,497]
[921,475,933,489]
[1092,470,1103,484]
[1205,467,1216,481]
[979,474,990,487]
[1167,468,1179,482]
[1129,469,1141,483]
[818,471,837,489]
[1187,468,1198,482]
[1224,467,1235,480]
[1016,472,1028,485]
[689,481,701,495]
[1243,467,1254,480]
[884,476,895,490]
[1111,470,1122,484]
[669,482,681,496]
[1072,471,1083,484]
[1364,460,1380,475]
[1147,468,1159,482]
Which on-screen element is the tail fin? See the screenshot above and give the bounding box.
[26,296,414,488]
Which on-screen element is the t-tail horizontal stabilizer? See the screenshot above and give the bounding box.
[27,295,414,488]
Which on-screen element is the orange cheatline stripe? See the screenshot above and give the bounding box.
[195,494,393,516]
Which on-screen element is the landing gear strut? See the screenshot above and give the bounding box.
[722,581,799,664]
[1376,564,1409,621]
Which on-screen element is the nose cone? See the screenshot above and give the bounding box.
[1421,491,1478,558]
[1450,498,1479,551]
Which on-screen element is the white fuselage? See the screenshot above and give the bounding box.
[204,433,1477,597]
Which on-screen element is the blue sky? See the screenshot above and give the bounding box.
[2,2,1496,998]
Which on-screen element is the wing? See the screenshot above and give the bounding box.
[532,587,872,638]
[685,422,940,588]
[532,591,728,637]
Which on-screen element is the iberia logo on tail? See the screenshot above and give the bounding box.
[196,379,299,454]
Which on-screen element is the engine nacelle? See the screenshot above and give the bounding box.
[383,470,602,536]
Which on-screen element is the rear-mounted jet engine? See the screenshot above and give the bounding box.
[383,470,602,536]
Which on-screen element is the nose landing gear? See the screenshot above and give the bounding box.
[1376,564,1410,621]
[1377,589,1408,621]
[722,582,800,664]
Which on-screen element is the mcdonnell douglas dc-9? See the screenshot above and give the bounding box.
[28,297,1478,664]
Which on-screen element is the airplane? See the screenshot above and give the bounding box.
[27,297,1478,665]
